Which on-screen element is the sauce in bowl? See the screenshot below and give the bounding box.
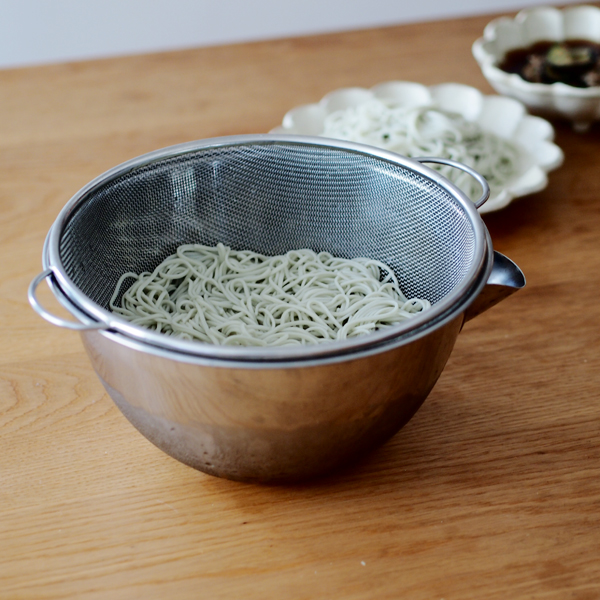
[499,40,600,88]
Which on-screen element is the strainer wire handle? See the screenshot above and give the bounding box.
[28,269,107,331]
[415,157,490,209]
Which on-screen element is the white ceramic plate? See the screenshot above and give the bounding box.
[472,4,600,132]
[271,81,564,213]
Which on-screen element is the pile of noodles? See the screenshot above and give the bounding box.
[322,99,520,201]
[110,243,430,347]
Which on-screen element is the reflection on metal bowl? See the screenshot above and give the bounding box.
[29,135,525,482]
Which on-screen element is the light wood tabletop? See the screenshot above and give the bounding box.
[2,8,599,600]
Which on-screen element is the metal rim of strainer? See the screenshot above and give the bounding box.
[40,134,492,363]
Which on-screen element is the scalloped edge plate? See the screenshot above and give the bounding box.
[271,81,564,213]
[472,4,600,131]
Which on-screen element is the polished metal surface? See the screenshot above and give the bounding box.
[81,314,463,482]
[414,156,490,208]
[28,269,105,330]
[29,134,525,482]
[464,252,526,322]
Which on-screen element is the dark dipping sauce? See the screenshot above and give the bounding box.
[499,39,600,87]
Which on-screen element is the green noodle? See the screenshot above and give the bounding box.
[322,100,520,201]
[110,243,430,346]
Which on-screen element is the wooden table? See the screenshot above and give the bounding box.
[2,9,599,599]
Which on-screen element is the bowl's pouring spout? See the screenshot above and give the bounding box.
[464,251,525,322]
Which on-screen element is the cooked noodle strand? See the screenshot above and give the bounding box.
[322,100,520,201]
[110,244,430,346]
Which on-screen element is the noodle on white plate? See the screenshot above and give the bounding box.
[322,99,520,201]
[110,243,430,347]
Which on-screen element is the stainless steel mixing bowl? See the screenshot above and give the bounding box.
[29,135,525,482]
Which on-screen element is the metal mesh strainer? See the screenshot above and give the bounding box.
[37,135,491,360]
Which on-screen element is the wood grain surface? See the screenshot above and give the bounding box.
[2,8,600,600]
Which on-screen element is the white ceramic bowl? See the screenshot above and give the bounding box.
[272,81,563,213]
[473,4,600,132]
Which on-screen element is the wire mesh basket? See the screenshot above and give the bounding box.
[31,134,491,362]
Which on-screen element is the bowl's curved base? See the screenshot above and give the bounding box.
[82,310,465,483]
[102,376,429,484]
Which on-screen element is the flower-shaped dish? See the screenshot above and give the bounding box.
[473,4,600,132]
[271,81,563,213]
